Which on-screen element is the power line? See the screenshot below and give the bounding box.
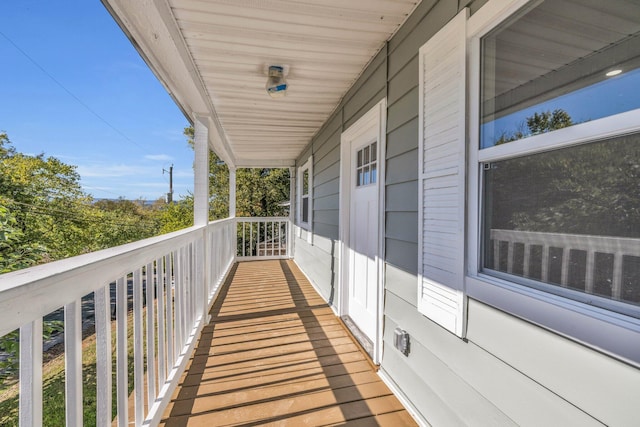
[0,29,148,153]
[5,199,158,229]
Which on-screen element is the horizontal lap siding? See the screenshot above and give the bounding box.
[294,47,386,303]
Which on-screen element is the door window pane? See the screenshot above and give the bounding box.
[355,141,378,187]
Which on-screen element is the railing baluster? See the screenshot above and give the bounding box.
[612,253,623,299]
[166,253,175,368]
[585,251,595,294]
[560,248,569,286]
[95,283,112,427]
[157,257,167,385]
[20,320,43,427]
[541,245,549,282]
[116,276,128,426]
[190,242,195,322]
[133,268,144,425]
[64,299,83,427]
[523,244,531,277]
[271,221,275,257]
[174,249,183,358]
[493,239,500,270]
[188,244,193,336]
[146,261,157,410]
[243,221,247,257]
[506,242,513,273]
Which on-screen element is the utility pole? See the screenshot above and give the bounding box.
[163,164,174,203]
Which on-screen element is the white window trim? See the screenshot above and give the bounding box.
[297,156,313,233]
[466,0,640,367]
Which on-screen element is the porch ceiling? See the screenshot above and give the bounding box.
[102,0,420,167]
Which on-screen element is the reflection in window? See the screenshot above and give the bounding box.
[482,135,640,311]
[480,0,640,148]
[301,168,309,224]
[356,141,377,187]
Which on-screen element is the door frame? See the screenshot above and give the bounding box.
[338,98,386,364]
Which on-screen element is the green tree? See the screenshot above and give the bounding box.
[158,196,194,234]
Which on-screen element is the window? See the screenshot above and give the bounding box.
[467,0,640,364]
[297,156,312,230]
[355,141,377,187]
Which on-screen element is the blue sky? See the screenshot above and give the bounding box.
[0,1,194,200]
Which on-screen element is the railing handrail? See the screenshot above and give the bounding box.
[0,217,235,337]
[234,216,289,222]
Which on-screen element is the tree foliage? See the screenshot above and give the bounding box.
[183,126,290,220]
[487,111,640,237]
[0,132,162,268]
[496,108,573,145]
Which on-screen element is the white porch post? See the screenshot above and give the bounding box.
[193,117,210,320]
[289,166,295,257]
[193,117,209,227]
[229,167,236,218]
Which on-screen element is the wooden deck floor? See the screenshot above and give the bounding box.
[160,260,417,426]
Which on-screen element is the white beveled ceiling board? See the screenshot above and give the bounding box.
[103,0,421,167]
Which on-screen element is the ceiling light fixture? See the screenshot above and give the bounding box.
[606,69,622,77]
[265,65,288,98]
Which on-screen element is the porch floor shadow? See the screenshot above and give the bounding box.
[160,260,417,426]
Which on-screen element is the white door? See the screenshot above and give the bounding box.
[348,128,379,341]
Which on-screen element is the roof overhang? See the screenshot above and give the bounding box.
[101,0,420,167]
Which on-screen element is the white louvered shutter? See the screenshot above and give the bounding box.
[417,9,468,337]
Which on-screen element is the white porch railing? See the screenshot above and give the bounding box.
[490,229,640,301]
[235,217,291,260]
[0,218,238,426]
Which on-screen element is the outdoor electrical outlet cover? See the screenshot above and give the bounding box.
[394,327,410,356]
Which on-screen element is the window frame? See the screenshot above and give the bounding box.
[297,156,312,231]
[466,0,640,367]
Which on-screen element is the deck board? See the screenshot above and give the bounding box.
[160,260,417,426]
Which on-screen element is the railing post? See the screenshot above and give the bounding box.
[194,117,211,323]
[194,117,210,227]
